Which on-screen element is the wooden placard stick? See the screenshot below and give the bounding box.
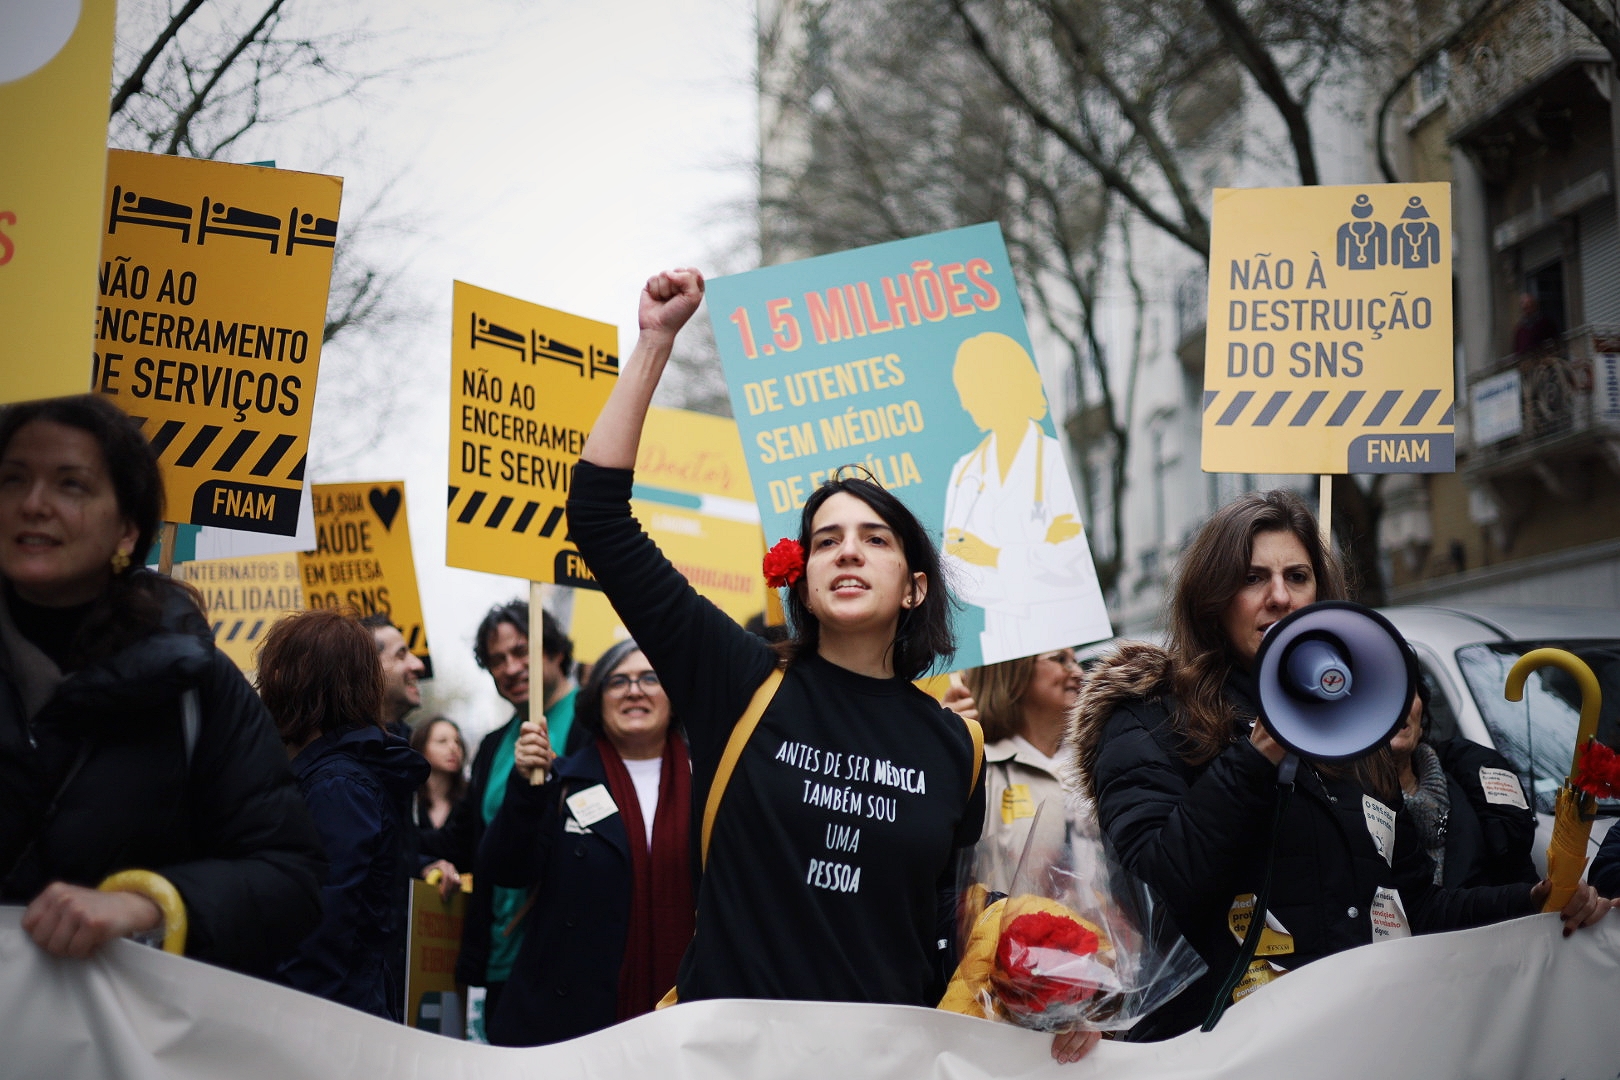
[157,522,179,576]
[1318,475,1333,553]
[528,580,549,785]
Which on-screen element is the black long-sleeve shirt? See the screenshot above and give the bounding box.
[567,461,983,1006]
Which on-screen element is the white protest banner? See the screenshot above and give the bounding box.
[3,908,1617,1079]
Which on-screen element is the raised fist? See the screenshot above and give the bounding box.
[639,268,705,337]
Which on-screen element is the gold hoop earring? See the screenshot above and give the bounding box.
[110,550,132,573]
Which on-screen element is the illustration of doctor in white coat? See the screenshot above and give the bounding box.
[943,332,1111,663]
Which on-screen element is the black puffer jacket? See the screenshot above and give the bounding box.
[0,576,324,976]
[1067,643,1535,1040]
[1431,738,1539,889]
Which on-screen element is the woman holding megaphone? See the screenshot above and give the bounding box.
[1069,490,1610,1041]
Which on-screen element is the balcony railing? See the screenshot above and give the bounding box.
[1447,0,1606,134]
[1465,325,1620,468]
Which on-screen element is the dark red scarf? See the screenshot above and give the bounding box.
[597,731,693,1020]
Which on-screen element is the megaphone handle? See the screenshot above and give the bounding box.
[1202,756,1298,1032]
[1277,754,1298,786]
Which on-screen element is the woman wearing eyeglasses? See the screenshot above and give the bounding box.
[953,649,1088,890]
[479,637,692,1046]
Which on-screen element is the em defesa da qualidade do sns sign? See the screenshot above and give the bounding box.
[446,281,617,586]
[708,222,1111,670]
[93,150,342,535]
[1202,182,1454,475]
[300,481,433,676]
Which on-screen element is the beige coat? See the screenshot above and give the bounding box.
[976,736,1095,892]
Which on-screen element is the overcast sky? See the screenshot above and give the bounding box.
[246,0,760,738]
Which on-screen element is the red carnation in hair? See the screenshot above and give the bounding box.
[763,538,805,588]
[1573,740,1620,800]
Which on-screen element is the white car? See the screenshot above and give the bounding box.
[1378,604,1619,878]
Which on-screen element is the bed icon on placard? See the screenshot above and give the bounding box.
[108,186,195,242]
[470,313,527,358]
[286,209,337,254]
[198,197,283,252]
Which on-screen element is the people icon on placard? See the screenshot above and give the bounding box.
[1335,193,1388,270]
[1392,195,1440,269]
[1335,192,1441,272]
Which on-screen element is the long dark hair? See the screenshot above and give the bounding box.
[410,715,469,803]
[0,395,200,664]
[1166,490,1396,799]
[782,474,956,681]
[258,608,385,749]
[1168,490,1347,764]
[567,637,679,756]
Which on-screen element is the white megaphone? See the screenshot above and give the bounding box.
[1253,601,1416,761]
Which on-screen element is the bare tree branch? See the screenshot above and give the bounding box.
[163,0,288,155]
[1039,0,1210,259]
[948,0,1212,255]
[1201,0,1319,185]
[109,0,209,119]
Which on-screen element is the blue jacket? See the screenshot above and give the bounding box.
[277,726,428,1020]
[481,744,635,1046]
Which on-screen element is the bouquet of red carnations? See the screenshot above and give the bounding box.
[941,797,1205,1032]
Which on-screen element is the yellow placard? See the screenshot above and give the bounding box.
[172,553,304,674]
[1202,183,1454,474]
[93,150,342,534]
[570,407,765,663]
[405,878,467,1029]
[298,481,432,675]
[0,0,116,404]
[569,594,633,666]
[446,281,618,583]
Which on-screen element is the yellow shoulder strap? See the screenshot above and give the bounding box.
[701,667,784,868]
[964,715,984,792]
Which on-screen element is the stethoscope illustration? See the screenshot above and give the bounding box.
[951,427,1049,525]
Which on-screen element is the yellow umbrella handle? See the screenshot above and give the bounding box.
[1505,648,1601,750]
[97,870,187,955]
[1505,649,1602,913]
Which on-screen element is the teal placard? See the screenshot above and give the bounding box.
[145,523,199,566]
[710,223,1111,670]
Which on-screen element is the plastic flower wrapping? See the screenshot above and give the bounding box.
[940,796,1206,1033]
